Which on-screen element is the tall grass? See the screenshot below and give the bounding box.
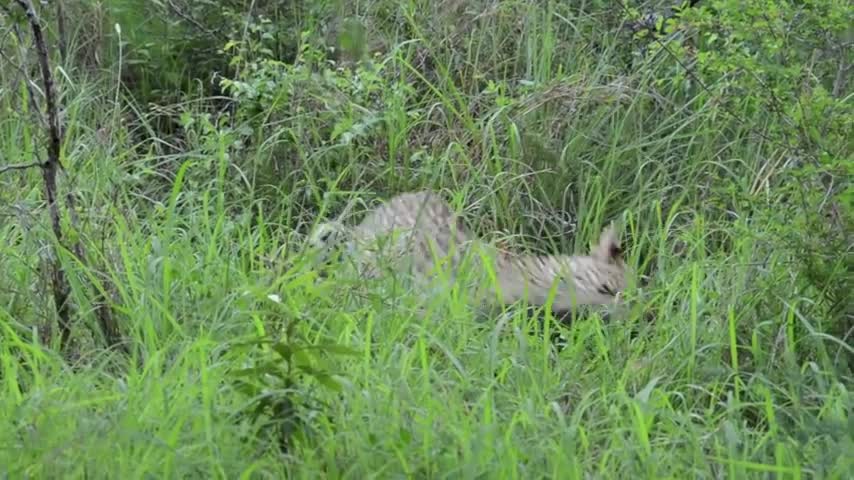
[0,0,850,478]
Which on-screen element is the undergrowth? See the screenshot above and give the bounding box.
[0,0,851,478]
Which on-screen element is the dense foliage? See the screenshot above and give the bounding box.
[1,0,850,477]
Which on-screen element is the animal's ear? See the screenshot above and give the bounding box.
[592,223,623,263]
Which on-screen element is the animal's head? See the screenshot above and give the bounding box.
[547,223,629,309]
[308,220,345,247]
[590,223,626,268]
[306,220,350,265]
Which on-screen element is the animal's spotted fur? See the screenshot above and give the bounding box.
[309,191,629,311]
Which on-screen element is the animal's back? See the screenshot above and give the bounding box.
[349,191,476,279]
[352,191,460,237]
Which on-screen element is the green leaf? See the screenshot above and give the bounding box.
[231,362,284,379]
[272,342,294,361]
[312,373,343,392]
[307,343,361,357]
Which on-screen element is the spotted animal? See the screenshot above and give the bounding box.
[309,191,629,311]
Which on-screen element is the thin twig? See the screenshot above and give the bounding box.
[831,56,850,99]
[0,161,44,174]
[0,44,47,101]
[0,10,47,123]
[166,0,220,38]
[56,0,68,64]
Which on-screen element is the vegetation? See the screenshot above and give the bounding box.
[1,0,850,477]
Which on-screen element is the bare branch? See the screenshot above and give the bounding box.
[56,0,68,64]
[0,11,46,123]
[0,161,44,174]
[16,0,73,349]
[166,0,220,38]
[14,0,125,354]
[832,57,850,98]
[16,0,63,170]
[0,48,46,100]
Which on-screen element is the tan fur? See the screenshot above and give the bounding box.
[309,191,628,311]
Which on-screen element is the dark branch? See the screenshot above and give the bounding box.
[16,0,63,170]
[14,0,125,355]
[0,161,44,174]
[166,0,221,38]
[0,12,47,123]
[16,0,73,349]
[56,0,68,64]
